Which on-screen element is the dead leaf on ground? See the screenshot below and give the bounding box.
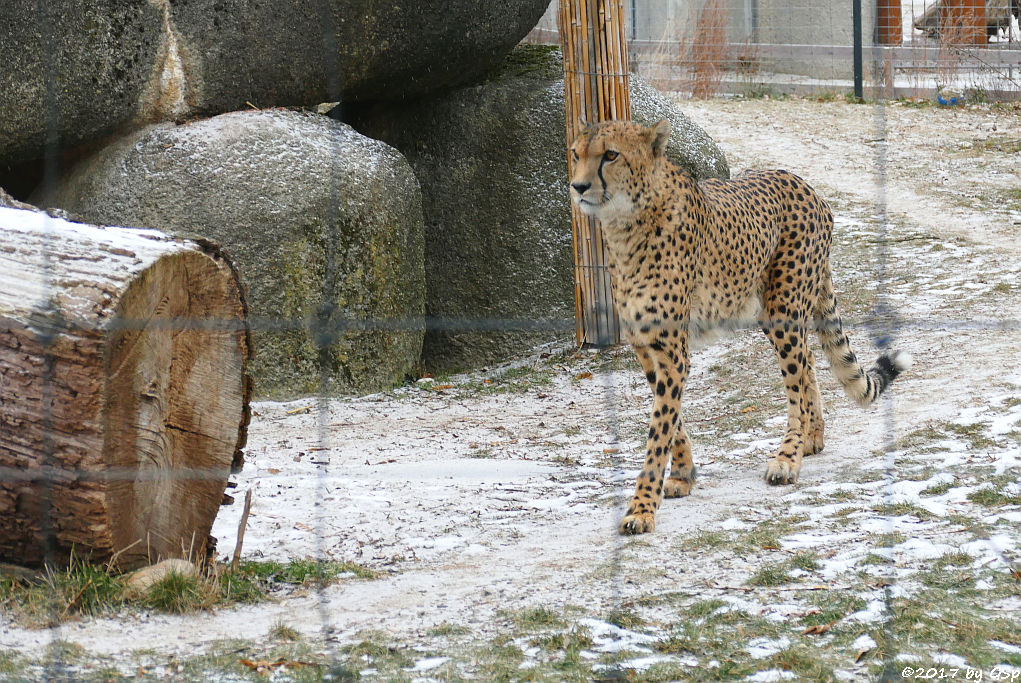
[801,619,839,635]
[239,658,319,673]
[574,372,593,381]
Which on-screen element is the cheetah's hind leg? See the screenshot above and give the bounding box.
[663,422,696,498]
[759,312,812,486]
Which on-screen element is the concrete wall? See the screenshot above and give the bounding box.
[534,0,878,79]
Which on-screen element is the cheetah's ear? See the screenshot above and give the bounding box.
[647,119,671,158]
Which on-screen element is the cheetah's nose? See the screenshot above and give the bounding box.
[571,181,591,195]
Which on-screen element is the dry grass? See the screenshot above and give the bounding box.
[688,0,730,99]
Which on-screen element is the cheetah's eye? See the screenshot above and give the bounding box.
[571,149,579,161]
[603,150,619,162]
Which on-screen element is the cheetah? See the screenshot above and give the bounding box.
[568,119,912,535]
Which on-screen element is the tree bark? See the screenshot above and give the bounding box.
[0,199,251,570]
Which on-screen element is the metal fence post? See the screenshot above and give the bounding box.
[853,0,864,100]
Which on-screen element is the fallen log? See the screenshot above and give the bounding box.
[0,197,251,569]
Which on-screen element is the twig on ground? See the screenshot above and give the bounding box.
[231,489,254,572]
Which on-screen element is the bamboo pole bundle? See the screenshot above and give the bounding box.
[559,0,631,347]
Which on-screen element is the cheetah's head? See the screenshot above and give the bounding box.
[568,119,670,223]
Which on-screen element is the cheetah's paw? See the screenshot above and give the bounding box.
[804,429,825,456]
[619,512,656,535]
[662,477,693,498]
[764,457,800,485]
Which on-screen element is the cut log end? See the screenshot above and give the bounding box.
[103,250,249,568]
[0,206,251,570]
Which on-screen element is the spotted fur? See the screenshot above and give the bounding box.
[569,119,911,535]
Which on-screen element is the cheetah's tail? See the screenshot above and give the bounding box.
[814,282,912,408]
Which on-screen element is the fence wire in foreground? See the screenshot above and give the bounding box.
[3,5,1020,682]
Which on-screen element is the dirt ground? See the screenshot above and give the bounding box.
[2,97,1020,681]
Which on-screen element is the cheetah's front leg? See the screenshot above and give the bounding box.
[620,340,689,534]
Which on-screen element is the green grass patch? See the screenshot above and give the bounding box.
[139,569,215,614]
[920,566,976,591]
[340,631,414,670]
[869,596,1021,672]
[871,532,907,547]
[920,478,957,496]
[605,606,646,630]
[686,598,728,619]
[861,553,890,566]
[968,485,1021,507]
[0,555,126,627]
[0,650,24,676]
[980,136,1021,155]
[478,364,556,396]
[748,552,820,587]
[747,562,794,587]
[428,621,471,637]
[529,626,594,653]
[826,488,862,502]
[509,605,568,632]
[801,591,867,627]
[654,606,782,680]
[770,646,835,682]
[892,423,961,452]
[829,506,860,520]
[229,558,376,593]
[731,515,809,553]
[789,551,821,572]
[679,530,731,551]
[268,620,302,641]
[635,590,691,607]
[0,556,377,627]
[944,421,1000,450]
[932,551,973,570]
[871,502,937,520]
[474,634,526,680]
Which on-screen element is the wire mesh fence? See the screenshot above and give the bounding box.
[1,0,1020,680]
[528,0,1021,99]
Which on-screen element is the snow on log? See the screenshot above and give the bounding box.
[0,202,251,569]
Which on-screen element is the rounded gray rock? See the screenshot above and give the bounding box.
[352,46,729,374]
[40,109,425,399]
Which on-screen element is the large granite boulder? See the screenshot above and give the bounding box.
[352,45,730,374]
[38,109,425,399]
[0,1,163,165]
[0,0,551,165]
